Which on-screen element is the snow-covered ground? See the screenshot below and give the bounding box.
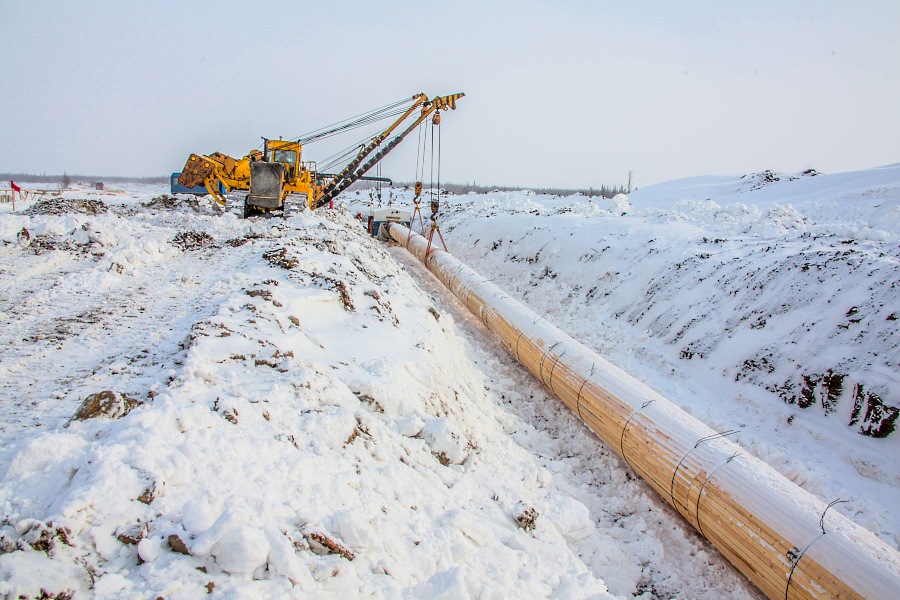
[0,185,756,599]
[0,163,896,598]
[422,164,900,547]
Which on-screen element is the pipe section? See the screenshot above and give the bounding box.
[388,223,900,600]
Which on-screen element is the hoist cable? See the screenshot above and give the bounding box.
[437,119,441,200]
[429,120,434,202]
[422,121,430,184]
[414,121,423,184]
[301,96,409,138]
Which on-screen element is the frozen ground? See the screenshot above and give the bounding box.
[0,163,896,598]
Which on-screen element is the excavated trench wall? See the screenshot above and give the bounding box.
[388,223,900,600]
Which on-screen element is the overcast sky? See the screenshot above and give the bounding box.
[2,0,898,189]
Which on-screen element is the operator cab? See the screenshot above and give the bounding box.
[266,139,302,178]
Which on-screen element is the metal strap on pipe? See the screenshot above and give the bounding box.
[387,222,900,600]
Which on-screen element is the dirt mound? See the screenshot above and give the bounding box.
[23,198,108,216]
[142,195,180,209]
[738,169,818,192]
[24,234,68,254]
[263,247,298,269]
[172,230,215,251]
[142,194,204,211]
[21,233,98,257]
[224,232,265,247]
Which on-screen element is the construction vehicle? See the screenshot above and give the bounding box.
[178,140,309,217]
[170,172,225,196]
[178,92,463,217]
[369,208,412,239]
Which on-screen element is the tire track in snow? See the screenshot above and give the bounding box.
[0,233,263,472]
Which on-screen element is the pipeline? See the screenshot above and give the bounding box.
[387,223,900,600]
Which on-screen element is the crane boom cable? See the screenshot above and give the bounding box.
[316,106,419,172]
[291,96,414,143]
[317,129,382,172]
[317,111,428,205]
[317,97,429,201]
[320,141,364,165]
[319,146,364,173]
[298,106,411,145]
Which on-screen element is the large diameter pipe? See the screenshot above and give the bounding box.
[388,223,900,600]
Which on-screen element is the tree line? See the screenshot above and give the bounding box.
[3,173,629,198]
[1,173,168,185]
[358,181,629,198]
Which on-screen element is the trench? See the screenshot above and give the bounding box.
[387,222,900,600]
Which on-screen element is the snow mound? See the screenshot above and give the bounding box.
[604,193,631,215]
[1,197,627,598]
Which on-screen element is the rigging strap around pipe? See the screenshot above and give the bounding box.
[695,451,741,538]
[669,430,740,511]
[619,400,655,473]
[546,349,567,395]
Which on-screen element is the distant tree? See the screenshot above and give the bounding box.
[61,172,71,189]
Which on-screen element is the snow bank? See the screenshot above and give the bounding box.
[1,191,622,598]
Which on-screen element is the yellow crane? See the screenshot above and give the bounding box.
[177,92,463,217]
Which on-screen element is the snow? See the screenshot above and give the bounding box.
[1,166,897,598]
[1,188,626,599]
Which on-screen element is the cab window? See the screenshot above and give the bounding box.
[273,149,297,164]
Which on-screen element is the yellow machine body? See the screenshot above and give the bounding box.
[179,140,319,211]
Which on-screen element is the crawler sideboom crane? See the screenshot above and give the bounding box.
[178,92,463,217]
